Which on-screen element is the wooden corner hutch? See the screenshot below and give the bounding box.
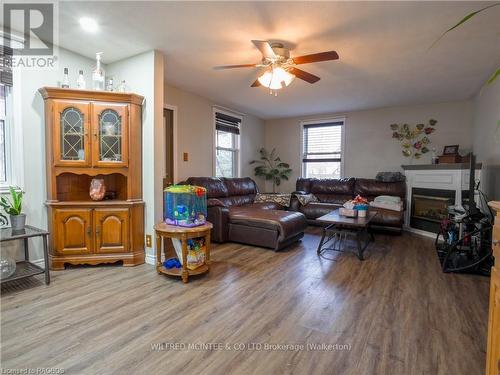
[39,87,145,270]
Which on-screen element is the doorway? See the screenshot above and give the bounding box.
[163,107,174,190]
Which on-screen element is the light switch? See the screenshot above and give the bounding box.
[183,152,189,162]
[145,234,152,247]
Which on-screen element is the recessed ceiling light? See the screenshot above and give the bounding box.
[79,17,98,33]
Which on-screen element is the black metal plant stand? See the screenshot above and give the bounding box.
[0,225,50,285]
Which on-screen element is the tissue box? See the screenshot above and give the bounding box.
[339,208,357,217]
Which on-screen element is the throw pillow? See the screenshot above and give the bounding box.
[295,193,319,206]
[254,193,292,207]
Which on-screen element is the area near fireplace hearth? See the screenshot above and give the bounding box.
[402,163,482,237]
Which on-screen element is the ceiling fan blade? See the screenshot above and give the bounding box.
[214,64,258,70]
[251,79,261,87]
[288,67,320,84]
[292,51,339,65]
[251,40,276,59]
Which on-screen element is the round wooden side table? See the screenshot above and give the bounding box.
[153,222,213,283]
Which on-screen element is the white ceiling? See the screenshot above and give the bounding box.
[59,1,500,119]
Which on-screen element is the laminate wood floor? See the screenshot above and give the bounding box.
[1,228,490,375]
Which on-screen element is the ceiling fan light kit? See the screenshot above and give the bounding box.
[214,40,339,96]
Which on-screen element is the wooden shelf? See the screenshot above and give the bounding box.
[158,264,209,277]
[46,200,143,207]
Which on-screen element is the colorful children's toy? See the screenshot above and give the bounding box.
[163,258,182,269]
[171,237,206,270]
[164,185,207,227]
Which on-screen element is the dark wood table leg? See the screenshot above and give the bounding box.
[42,235,50,285]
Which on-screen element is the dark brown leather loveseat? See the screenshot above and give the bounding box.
[290,178,406,232]
[182,177,307,250]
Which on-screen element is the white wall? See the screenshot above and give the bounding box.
[107,50,164,262]
[6,48,96,261]
[265,100,474,192]
[472,81,500,202]
[164,83,266,189]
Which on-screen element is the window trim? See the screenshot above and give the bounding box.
[213,107,242,178]
[0,75,24,193]
[299,116,346,179]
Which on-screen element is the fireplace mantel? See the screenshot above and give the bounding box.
[402,163,482,171]
[403,164,482,237]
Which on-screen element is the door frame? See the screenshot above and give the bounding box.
[163,104,178,184]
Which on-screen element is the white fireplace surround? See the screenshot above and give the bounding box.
[402,164,482,237]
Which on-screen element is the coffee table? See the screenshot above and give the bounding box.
[316,209,377,260]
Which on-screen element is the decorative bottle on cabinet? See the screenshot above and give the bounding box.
[39,87,145,270]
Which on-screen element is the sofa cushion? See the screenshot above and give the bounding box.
[354,179,406,200]
[246,202,283,210]
[223,177,258,196]
[299,202,341,220]
[185,177,228,198]
[296,178,315,194]
[311,178,355,196]
[368,206,404,228]
[228,207,307,241]
[313,194,352,205]
[227,195,255,206]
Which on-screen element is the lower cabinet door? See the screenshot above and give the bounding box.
[94,208,130,253]
[486,266,500,375]
[54,208,93,255]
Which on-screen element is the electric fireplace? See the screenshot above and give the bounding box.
[410,188,455,233]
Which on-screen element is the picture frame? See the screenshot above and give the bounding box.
[443,145,459,155]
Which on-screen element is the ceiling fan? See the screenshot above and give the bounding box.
[214,40,339,94]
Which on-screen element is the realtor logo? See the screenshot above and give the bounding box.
[1,1,58,70]
[3,3,54,55]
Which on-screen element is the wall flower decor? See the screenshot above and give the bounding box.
[390,119,438,162]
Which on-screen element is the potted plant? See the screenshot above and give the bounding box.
[0,187,25,230]
[250,148,292,193]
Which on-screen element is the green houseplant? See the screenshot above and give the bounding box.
[0,187,25,230]
[250,148,292,193]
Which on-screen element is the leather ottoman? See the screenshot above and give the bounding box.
[228,207,307,251]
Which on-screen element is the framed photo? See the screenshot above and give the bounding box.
[443,145,459,155]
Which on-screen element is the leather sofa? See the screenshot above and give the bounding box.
[290,178,406,232]
[182,177,307,250]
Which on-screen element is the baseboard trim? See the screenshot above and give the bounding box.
[145,253,156,265]
[30,258,47,267]
[403,226,437,239]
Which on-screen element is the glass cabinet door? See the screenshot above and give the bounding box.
[53,101,91,166]
[92,103,129,167]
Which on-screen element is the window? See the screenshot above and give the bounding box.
[302,119,344,179]
[214,110,241,178]
[0,84,11,187]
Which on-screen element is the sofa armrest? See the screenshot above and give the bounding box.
[207,205,229,243]
[207,198,227,208]
[289,194,301,212]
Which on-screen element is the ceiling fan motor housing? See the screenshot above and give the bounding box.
[270,43,290,59]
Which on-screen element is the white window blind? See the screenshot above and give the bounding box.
[215,111,241,178]
[302,120,344,179]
